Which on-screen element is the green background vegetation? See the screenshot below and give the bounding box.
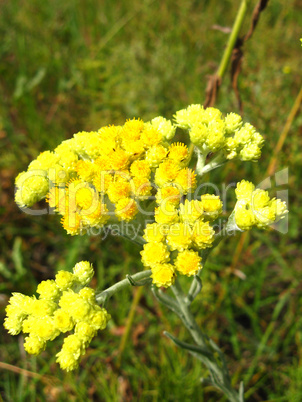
[0,0,301,400]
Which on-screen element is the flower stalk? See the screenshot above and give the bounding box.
[96,270,152,305]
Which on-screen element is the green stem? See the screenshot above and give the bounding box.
[171,279,242,402]
[95,270,152,305]
[198,151,226,176]
[217,0,249,79]
[195,148,208,175]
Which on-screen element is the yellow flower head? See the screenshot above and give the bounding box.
[143,223,165,243]
[173,168,197,194]
[175,250,202,276]
[107,176,131,203]
[141,242,170,268]
[235,203,256,231]
[131,176,153,199]
[189,123,208,146]
[36,280,60,300]
[130,160,151,178]
[155,160,180,187]
[140,127,162,147]
[145,144,168,167]
[55,271,75,291]
[166,222,193,251]
[76,160,97,182]
[148,117,176,140]
[122,138,145,157]
[192,220,215,249]
[81,201,109,228]
[254,206,276,228]
[224,112,243,135]
[239,143,262,161]
[61,212,82,235]
[200,194,223,220]
[115,197,138,222]
[73,261,94,286]
[108,149,130,170]
[123,118,144,140]
[15,171,49,207]
[235,180,255,202]
[174,104,205,129]
[24,335,46,355]
[53,309,74,333]
[206,119,226,152]
[156,185,182,207]
[179,199,203,225]
[167,143,189,165]
[56,334,83,371]
[151,263,175,288]
[93,171,113,194]
[251,189,270,210]
[154,203,179,225]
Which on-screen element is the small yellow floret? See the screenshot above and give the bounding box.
[155,160,180,188]
[235,180,255,202]
[235,203,256,230]
[174,104,204,129]
[130,160,151,178]
[143,223,165,243]
[166,222,192,251]
[173,168,196,194]
[61,212,82,235]
[154,203,179,225]
[115,197,138,222]
[200,194,223,220]
[179,199,203,225]
[145,145,168,167]
[140,127,162,147]
[151,263,175,288]
[73,261,94,286]
[55,271,75,291]
[131,176,153,199]
[175,250,202,276]
[107,177,131,203]
[24,335,46,355]
[148,117,176,140]
[192,220,215,249]
[36,280,60,300]
[156,185,182,207]
[53,309,74,333]
[76,160,97,182]
[168,143,189,165]
[141,242,170,268]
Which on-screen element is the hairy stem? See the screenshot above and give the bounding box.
[95,270,152,305]
[171,279,243,401]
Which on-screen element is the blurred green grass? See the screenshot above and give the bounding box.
[0,0,301,400]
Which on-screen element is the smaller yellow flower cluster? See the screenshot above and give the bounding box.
[234,180,288,231]
[4,261,110,372]
[174,105,264,161]
[141,195,223,287]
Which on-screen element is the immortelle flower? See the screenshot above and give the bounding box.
[4,262,110,371]
[12,105,286,290]
[6,104,288,385]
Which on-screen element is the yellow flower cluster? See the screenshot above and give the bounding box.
[4,261,110,371]
[141,195,222,287]
[15,117,176,235]
[234,180,288,231]
[174,105,264,161]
